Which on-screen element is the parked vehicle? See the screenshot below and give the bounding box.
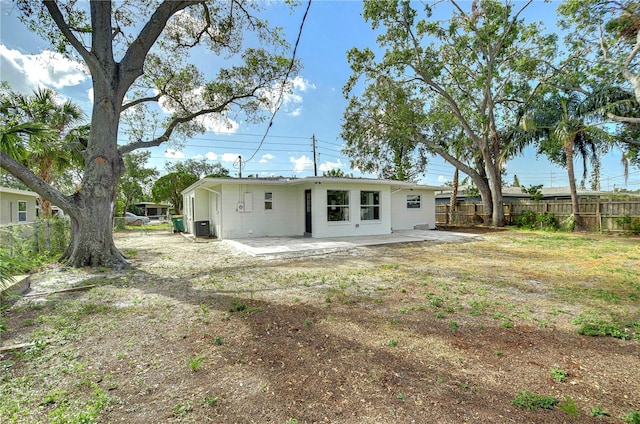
[125,212,150,225]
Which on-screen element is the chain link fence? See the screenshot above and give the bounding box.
[0,219,71,258]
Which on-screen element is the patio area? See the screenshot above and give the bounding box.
[222,229,481,256]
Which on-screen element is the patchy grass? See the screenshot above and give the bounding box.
[0,230,638,423]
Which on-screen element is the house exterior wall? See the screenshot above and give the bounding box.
[182,178,439,240]
[391,189,436,230]
[306,182,392,238]
[183,188,215,235]
[0,188,38,225]
[218,183,303,239]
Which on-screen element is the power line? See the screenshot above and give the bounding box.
[245,0,312,163]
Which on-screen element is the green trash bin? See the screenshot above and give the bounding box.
[171,215,185,233]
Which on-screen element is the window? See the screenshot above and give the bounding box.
[360,191,380,220]
[327,190,349,222]
[18,200,27,222]
[265,192,273,210]
[407,194,421,209]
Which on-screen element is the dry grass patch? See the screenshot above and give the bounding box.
[1,229,638,423]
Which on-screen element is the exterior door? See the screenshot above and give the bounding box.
[305,189,312,235]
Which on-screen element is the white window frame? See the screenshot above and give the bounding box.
[17,200,27,222]
[407,194,421,209]
[327,190,350,222]
[264,192,273,211]
[360,191,380,221]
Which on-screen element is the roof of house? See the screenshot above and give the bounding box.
[0,186,40,197]
[436,186,640,199]
[183,176,446,195]
[134,202,172,207]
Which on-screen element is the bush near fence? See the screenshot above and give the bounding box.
[0,219,71,275]
[436,199,640,232]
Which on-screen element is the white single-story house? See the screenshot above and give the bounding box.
[0,186,39,225]
[181,177,444,239]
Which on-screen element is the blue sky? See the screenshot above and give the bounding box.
[1,0,638,191]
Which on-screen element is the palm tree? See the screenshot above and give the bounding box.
[522,92,611,231]
[2,88,86,216]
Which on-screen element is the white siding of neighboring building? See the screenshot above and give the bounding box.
[391,188,436,230]
[0,188,39,225]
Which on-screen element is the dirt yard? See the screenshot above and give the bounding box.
[1,229,639,423]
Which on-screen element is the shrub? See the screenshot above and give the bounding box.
[512,391,558,410]
[616,214,640,235]
[516,210,559,231]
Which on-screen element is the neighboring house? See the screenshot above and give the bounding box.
[435,186,635,203]
[0,186,39,225]
[182,177,443,239]
[134,202,172,219]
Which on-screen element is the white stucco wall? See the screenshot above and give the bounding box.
[391,189,436,230]
[218,183,303,239]
[307,182,392,238]
[183,178,439,240]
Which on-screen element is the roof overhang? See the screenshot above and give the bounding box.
[182,177,446,195]
[0,186,40,197]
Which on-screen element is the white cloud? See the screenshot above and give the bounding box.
[196,114,240,134]
[165,149,185,159]
[319,159,345,172]
[291,76,316,92]
[259,153,275,164]
[205,152,218,161]
[221,153,241,163]
[87,88,93,103]
[290,155,313,173]
[0,45,87,92]
[437,175,448,183]
[261,75,316,117]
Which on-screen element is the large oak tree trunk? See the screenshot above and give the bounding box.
[60,72,128,268]
[61,194,127,268]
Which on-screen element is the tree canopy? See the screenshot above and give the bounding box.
[165,158,230,179]
[343,0,557,226]
[152,171,198,214]
[118,151,159,216]
[0,0,301,267]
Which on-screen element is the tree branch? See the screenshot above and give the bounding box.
[121,93,162,111]
[415,133,482,180]
[606,112,640,127]
[0,151,77,215]
[622,30,640,103]
[119,1,201,90]
[43,1,95,69]
[118,93,254,154]
[90,0,115,69]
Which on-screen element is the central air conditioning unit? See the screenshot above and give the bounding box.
[237,202,245,212]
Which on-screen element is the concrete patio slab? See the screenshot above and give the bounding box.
[222,229,481,257]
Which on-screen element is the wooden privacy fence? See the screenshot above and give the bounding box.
[436,199,640,232]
